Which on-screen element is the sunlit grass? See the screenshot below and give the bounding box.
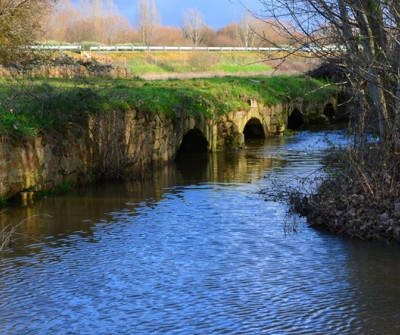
[96,51,275,75]
[212,63,272,73]
[126,62,172,75]
[0,75,336,139]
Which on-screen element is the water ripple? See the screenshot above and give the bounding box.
[1,131,400,334]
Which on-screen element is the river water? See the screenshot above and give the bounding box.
[1,130,400,334]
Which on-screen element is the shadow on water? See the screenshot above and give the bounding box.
[0,137,280,251]
[174,152,209,182]
[0,131,343,251]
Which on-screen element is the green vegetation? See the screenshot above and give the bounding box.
[0,76,336,139]
[33,181,77,201]
[211,63,272,73]
[97,51,274,75]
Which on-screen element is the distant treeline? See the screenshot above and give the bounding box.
[43,0,298,47]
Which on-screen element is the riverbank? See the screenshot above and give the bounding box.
[90,50,319,77]
[291,147,400,242]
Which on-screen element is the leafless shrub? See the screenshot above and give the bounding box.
[0,213,51,252]
[0,0,52,65]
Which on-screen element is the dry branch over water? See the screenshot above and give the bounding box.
[293,146,400,242]
[255,0,400,242]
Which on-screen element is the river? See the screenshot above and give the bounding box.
[1,130,400,334]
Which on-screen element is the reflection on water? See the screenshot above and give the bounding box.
[0,141,279,241]
[1,131,400,334]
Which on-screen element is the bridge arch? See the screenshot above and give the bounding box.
[176,127,209,156]
[323,103,335,120]
[288,108,305,129]
[236,109,269,137]
[243,117,266,139]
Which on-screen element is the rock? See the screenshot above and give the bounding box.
[394,202,400,218]
[0,52,131,79]
[380,212,389,221]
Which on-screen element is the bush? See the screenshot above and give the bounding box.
[188,53,220,71]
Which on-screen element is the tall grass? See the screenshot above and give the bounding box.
[0,224,17,252]
[0,213,51,252]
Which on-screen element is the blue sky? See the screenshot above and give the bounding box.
[116,0,263,29]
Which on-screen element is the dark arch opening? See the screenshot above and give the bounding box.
[288,109,305,129]
[323,103,335,120]
[175,128,208,178]
[243,118,266,139]
[176,128,208,156]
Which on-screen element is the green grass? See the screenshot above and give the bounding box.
[0,76,337,139]
[111,51,274,75]
[211,63,272,73]
[126,62,173,75]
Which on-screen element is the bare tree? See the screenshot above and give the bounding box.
[0,0,52,64]
[237,12,256,48]
[255,0,400,232]
[136,0,160,45]
[257,0,400,145]
[182,7,205,47]
[45,0,134,44]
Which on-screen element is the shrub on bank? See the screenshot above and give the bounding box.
[291,146,400,242]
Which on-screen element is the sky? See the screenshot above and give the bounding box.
[116,0,263,29]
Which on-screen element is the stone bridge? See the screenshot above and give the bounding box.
[181,95,338,154]
[0,95,338,200]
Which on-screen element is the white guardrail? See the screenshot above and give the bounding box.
[30,45,345,52]
[30,45,82,51]
[88,45,345,52]
[89,46,285,52]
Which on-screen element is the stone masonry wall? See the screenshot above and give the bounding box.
[0,110,211,200]
[0,96,336,201]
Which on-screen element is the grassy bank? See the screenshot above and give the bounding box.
[92,51,274,75]
[0,75,336,139]
[90,51,318,76]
